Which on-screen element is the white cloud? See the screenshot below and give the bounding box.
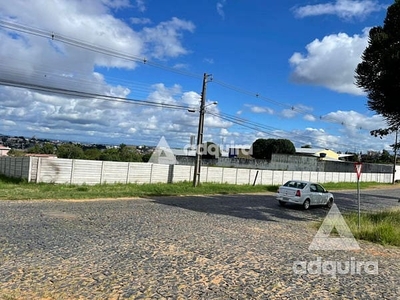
[101,0,131,9]
[220,128,229,136]
[173,63,190,70]
[289,30,369,95]
[131,17,151,25]
[322,110,386,134]
[135,0,146,12]
[281,104,313,119]
[0,1,195,85]
[141,17,195,59]
[0,1,201,145]
[293,0,386,19]
[304,114,316,122]
[300,127,342,149]
[246,104,274,114]
[217,0,227,19]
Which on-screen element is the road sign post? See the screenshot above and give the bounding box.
[354,162,362,229]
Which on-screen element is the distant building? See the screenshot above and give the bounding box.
[172,149,196,157]
[0,144,10,156]
[229,147,252,159]
[295,148,352,161]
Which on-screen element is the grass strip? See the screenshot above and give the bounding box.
[0,174,394,200]
[344,209,400,247]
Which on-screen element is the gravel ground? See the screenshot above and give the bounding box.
[0,189,399,299]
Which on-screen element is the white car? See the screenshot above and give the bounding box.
[276,180,334,210]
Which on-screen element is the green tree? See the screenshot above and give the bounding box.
[27,142,54,154]
[251,139,270,159]
[27,144,41,154]
[42,143,55,154]
[100,148,120,161]
[141,153,152,162]
[379,149,393,163]
[84,148,102,160]
[355,0,400,129]
[118,144,141,162]
[56,143,85,159]
[251,138,296,160]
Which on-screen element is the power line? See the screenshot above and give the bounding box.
[0,60,168,98]
[208,111,362,151]
[0,20,332,116]
[0,78,192,111]
[0,20,203,80]
[0,19,371,143]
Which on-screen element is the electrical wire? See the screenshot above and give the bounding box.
[0,78,192,111]
[207,111,364,151]
[0,19,370,130]
[0,19,375,147]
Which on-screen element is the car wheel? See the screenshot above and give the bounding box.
[279,200,286,207]
[326,198,333,208]
[303,199,310,210]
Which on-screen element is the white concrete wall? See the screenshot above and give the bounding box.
[0,157,393,185]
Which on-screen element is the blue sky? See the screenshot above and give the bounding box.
[0,0,396,153]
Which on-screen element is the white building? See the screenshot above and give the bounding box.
[0,144,10,156]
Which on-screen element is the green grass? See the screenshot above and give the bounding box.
[322,181,394,190]
[0,174,394,200]
[0,175,278,200]
[343,209,400,247]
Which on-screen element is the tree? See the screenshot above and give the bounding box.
[42,143,55,154]
[27,142,54,154]
[84,148,102,160]
[99,148,120,161]
[141,153,152,162]
[251,139,269,159]
[355,0,400,129]
[56,143,85,159]
[99,144,141,162]
[118,144,141,162]
[379,149,393,163]
[251,138,296,160]
[27,144,41,154]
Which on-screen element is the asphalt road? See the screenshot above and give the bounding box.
[333,187,400,212]
[0,188,399,299]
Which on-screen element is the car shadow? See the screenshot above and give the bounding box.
[150,194,330,223]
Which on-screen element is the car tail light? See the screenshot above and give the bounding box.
[295,190,301,197]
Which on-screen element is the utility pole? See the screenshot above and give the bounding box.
[193,73,211,187]
[393,128,398,184]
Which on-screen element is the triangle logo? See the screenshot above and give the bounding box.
[148,136,176,165]
[308,203,360,251]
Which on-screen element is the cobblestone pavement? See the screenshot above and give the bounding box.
[0,189,399,299]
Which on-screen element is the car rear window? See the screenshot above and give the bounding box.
[283,181,306,189]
